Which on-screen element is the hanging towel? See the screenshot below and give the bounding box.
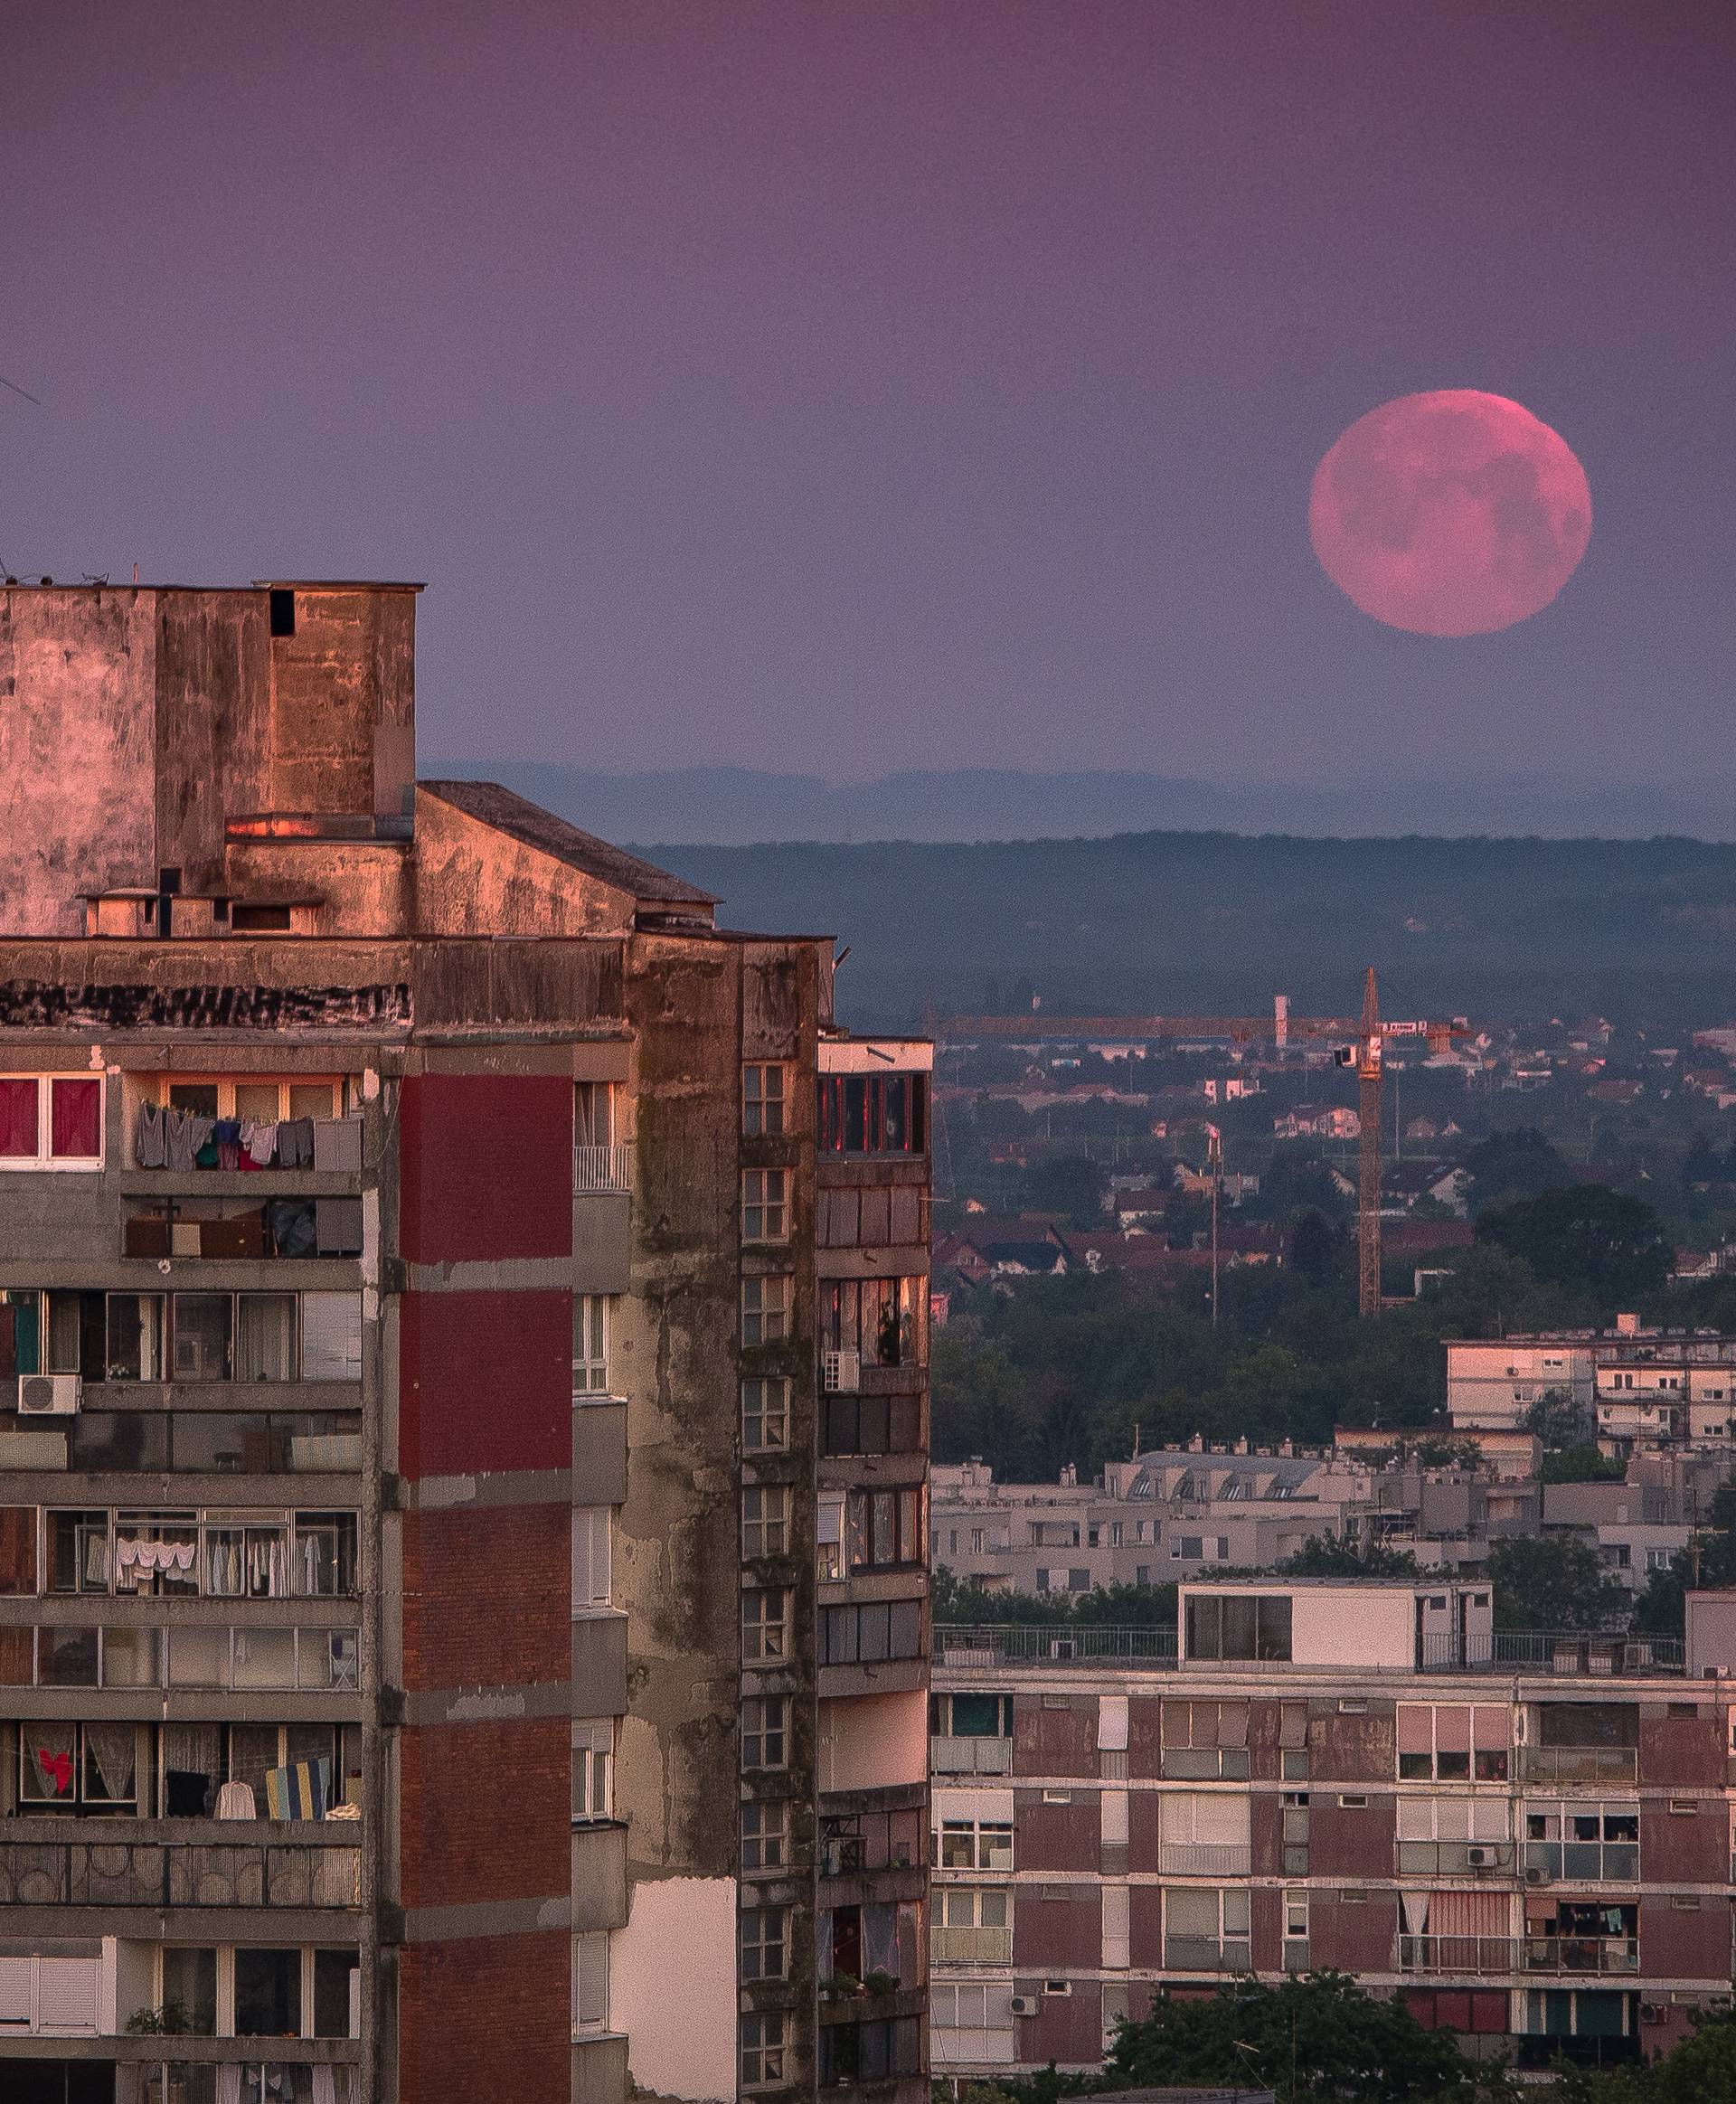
[136,1100,168,1168]
[165,1109,196,1173]
[215,1118,243,1169]
[265,1756,330,1821]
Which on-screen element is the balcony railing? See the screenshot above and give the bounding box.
[936,1624,1178,1667]
[1164,1937,1251,1972]
[1156,1842,1251,1876]
[1419,1631,1684,1675]
[1396,1840,1515,1876]
[573,1145,633,1194]
[0,1834,361,1909]
[1519,1746,1640,1788]
[0,1625,360,1694]
[1398,1935,1639,1977]
[930,1735,1013,1777]
[931,1925,1013,1964]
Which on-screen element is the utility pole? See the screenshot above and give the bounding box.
[1356,967,1383,1319]
[1208,1123,1222,1329]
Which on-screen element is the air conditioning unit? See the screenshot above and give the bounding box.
[1524,1866,1551,1886]
[1010,1994,1037,2017]
[1640,2003,1668,2025]
[822,1348,861,1394]
[1467,1845,1497,1868]
[18,1373,80,1415]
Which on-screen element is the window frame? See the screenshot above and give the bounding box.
[572,1294,611,1397]
[572,1507,613,1611]
[739,1903,788,1983]
[741,2009,787,2090]
[742,1065,788,1138]
[0,1075,105,1172]
[741,1274,792,1347]
[573,1721,614,1823]
[572,1929,609,2037]
[741,1695,788,1770]
[741,1586,790,1665]
[741,1168,789,1244]
[741,1797,788,1874]
[741,1484,790,1561]
[741,1377,789,1453]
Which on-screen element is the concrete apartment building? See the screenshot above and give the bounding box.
[1447,1326,1736,1447]
[0,582,930,2104]
[930,1577,1735,2078]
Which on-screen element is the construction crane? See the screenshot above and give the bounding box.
[942,970,1472,1317]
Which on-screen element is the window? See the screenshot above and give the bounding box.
[236,1293,297,1383]
[741,2010,787,2089]
[820,1599,922,1665]
[1285,1889,1309,1940]
[819,1277,926,1368]
[1185,1591,1291,1661]
[742,1695,788,1769]
[573,1082,614,1148]
[18,1721,138,1811]
[743,1065,788,1137]
[234,1947,301,2037]
[816,1071,927,1155]
[742,1797,788,1873]
[1399,1703,1509,1781]
[940,1819,1013,1871]
[844,1486,925,1571]
[742,1377,789,1451]
[932,1692,1013,1740]
[741,1274,791,1346]
[106,1295,166,1381]
[574,1722,614,1822]
[572,1296,610,1395]
[1523,1800,1639,1881]
[741,1485,789,1560]
[933,1982,1014,2032]
[740,1905,787,1982]
[313,1948,357,2041]
[817,1491,845,1580]
[0,1076,103,1169]
[161,1946,218,2034]
[930,1885,1009,1932]
[1160,1699,1251,1779]
[572,1929,609,2035]
[1163,1886,1251,1968]
[741,1169,788,1242]
[741,1588,789,1665]
[269,588,296,636]
[172,1294,233,1382]
[572,1509,612,1609]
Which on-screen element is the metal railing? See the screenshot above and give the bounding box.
[1398,1934,1639,1977]
[1156,1842,1251,1876]
[1419,1632,1684,1675]
[931,1925,1013,1964]
[929,1735,1013,1777]
[936,1623,1178,1667]
[1520,1746,1640,1787]
[573,1144,633,1194]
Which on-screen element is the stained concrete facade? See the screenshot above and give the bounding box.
[0,582,929,2104]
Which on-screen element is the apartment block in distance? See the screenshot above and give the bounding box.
[931,1577,1734,2077]
[0,580,930,2104]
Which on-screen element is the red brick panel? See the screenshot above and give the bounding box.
[399,1290,571,1478]
[1310,1795,1395,1878]
[1128,1695,1162,1778]
[1639,1801,1723,1882]
[1638,1706,1724,1789]
[401,1504,569,1694]
[1130,1884,1163,1968]
[1014,1696,1099,1779]
[1250,1789,1284,1876]
[1310,1892,1396,1972]
[399,1073,573,1264]
[398,1716,569,1911]
[1405,1988,1508,2034]
[399,1929,570,2101]
[1250,1885,1283,1973]
[1014,1789,1100,1874]
[1128,1788,1159,1873]
[1013,1884,1101,1970]
[1639,1895,1731,1981]
[1023,1980,1102,2066]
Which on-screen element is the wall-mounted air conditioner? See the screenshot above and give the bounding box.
[1524,1865,1550,1886]
[1010,1994,1037,2017]
[822,1348,861,1393]
[1466,1845,1496,1868]
[18,1373,80,1416]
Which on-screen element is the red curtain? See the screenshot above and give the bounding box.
[0,1080,37,1158]
[50,1079,100,1159]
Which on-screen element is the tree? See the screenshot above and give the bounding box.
[1486,1534,1629,1633]
[1279,1535,1421,1579]
[1524,1387,1593,1450]
[1022,1153,1109,1228]
[1462,1127,1570,1209]
[1290,1208,1341,1287]
[1476,1184,1673,1305]
[1107,1971,1494,2102]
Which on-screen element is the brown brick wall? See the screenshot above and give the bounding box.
[1128,1788,1159,1873]
[1128,1694,1162,1778]
[1310,1794,1394,1877]
[1014,1696,1099,1778]
[1638,1706,1724,1789]
[401,1502,569,1694]
[1023,1979,1102,2065]
[1130,1883,1162,1968]
[1308,1705,1395,1783]
[398,1716,569,1911]
[1014,1789,1099,1873]
[1013,1883,1101,1969]
[1310,1891,1396,1971]
[1640,1800,1725,1882]
[1639,1894,1731,1981]
[399,1929,571,2101]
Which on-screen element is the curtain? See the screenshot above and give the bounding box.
[50,1078,101,1157]
[1401,1891,1430,1937]
[217,2068,241,2104]
[84,1721,137,1801]
[0,1080,37,1157]
[22,1721,75,1799]
[237,1296,297,1383]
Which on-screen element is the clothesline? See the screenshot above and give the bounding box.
[135,1103,316,1172]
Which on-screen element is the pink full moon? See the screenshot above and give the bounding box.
[1308,390,1592,637]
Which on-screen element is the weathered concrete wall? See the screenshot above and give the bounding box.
[156,590,272,895]
[0,588,158,932]
[269,587,415,818]
[413,791,638,937]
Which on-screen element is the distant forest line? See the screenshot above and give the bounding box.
[641,829,1736,1031]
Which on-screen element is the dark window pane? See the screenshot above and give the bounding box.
[161,1946,217,2034]
[314,1947,357,2038]
[68,1413,171,1472]
[234,1947,301,2036]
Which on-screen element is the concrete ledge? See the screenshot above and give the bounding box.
[572,2030,630,2104]
[399,1679,572,1726]
[400,1892,569,1941]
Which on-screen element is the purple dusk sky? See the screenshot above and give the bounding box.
[3,2,1731,789]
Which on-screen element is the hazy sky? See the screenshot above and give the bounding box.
[4,2,1731,788]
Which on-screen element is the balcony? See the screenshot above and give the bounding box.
[936,1623,1178,1669]
[1156,1843,1250,1876]
[1519,1746,1639,1788]
[1163,1937,1251,1972]
[0,1624,360,1694]
[573,1146,633,1194]
[1396,1935,1640,1977]
[931,1925,1012,1964]
[0,1828,361,1911]
[929,1736,1012,1778]
[1396,1840,1515,1877]
[1419,1631,1684,1676]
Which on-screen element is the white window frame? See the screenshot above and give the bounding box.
[742,1064,788,1138]
[932,1884,1008,1931]
[572,1295,611,1397]
[741,1376,789,1452]
[0,1075,105,1173]
[739,1904,787,1982]
[741,1169,788,1243]
[574,1721,614,1822]
[741,1484,789,1560]
[939,1818,1014,1871]
[741,1695,788,1770]
[572,1929,609,2036]
[741,1274,791,1346]
[741,1797,788,1873]
[572,1508,613,1610]
[741,1586,789,1665]
[741,2009,787,2089]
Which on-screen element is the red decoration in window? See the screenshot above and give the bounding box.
[50,1079,101,1159]
[0,1080,37,1158]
